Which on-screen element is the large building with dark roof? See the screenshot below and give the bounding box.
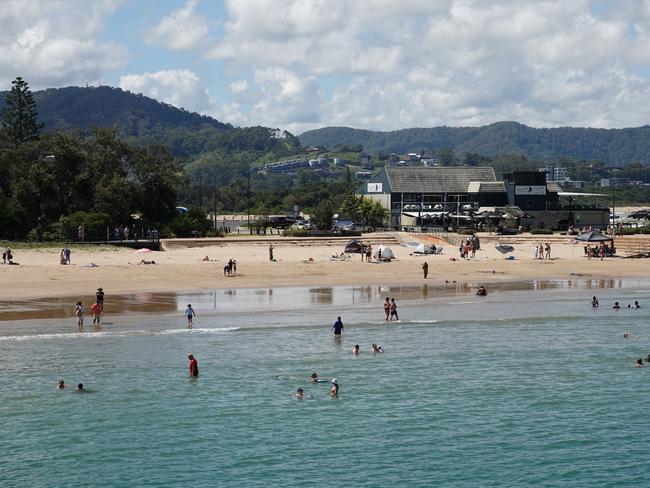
[357,167,609,230]
[357,166,509,229]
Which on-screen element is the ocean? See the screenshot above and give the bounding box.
[1,280,649,487]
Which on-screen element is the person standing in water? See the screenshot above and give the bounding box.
[389,298,399,321]
[188,354,199,377]
[74,301,84,327]
[352,345,360,355]
[91,301,103,325]
[330,378,339,397]
[185,304,196,327]
[96,287,104,305]
[331,317,344,336]
[383,297,390,321]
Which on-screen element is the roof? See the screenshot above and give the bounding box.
[546,182,562,193]
[385,167,498,193]
[468,181,506,193]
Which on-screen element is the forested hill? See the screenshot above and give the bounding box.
[0,86,301,159]
[299,122,650,165]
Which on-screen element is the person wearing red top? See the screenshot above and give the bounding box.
[91,302,103,324]
[188,354,199,377]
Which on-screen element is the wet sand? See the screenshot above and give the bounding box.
[0,234,648,309]
[0,278,644,322]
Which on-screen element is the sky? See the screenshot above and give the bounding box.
[2,0,650,134]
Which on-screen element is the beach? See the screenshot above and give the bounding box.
[0,232,649,302]
[3,234,650,487]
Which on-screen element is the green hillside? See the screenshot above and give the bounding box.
[0,86,301,160]
[299,122,650,165]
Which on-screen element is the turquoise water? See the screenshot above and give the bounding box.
[2,282,650,487]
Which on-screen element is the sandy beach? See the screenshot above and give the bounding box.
[0,232,648,301]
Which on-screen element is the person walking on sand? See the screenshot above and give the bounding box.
[91,301,103,324]
[383,297,391,321]
[422,261,429,279]
[188,354,199,377]
[389,298,399,321]
[74,301,84,327]
[269,244,274,261]
[185,304,196,327]
[545,242,551,260]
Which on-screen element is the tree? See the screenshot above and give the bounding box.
[2,77,43,148]
[437,148,456,166]
[311,200,334,230]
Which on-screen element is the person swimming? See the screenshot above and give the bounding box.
[476,285,487,296]
[330,378,339,397]
[291,388,312,399]
[635,359,644,368]
[591,296,599,307]
[57,379,65,389]
[635,301,641,309]
[310,373,328,383]
[352,344,360,355]
[76,383,85,391]
[371,343,384,353]
[613,302,620,309]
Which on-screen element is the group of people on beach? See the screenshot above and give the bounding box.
[74,287,104,327]
[458,235,480,259]
[533,243,551,260]
[584,243,615,259]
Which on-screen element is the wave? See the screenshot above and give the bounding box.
[0,327,240,342]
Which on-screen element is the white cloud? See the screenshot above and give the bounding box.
[118,69,246,125]
[205,0,650,132]
[119,69,211,112]
[148,0,209,51]
[230,79,248,93]
[0,0,127,88]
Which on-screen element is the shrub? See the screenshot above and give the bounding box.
[60,211,111,241]
[167,208,211,238]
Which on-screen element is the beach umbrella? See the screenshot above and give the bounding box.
[135,248,152,253]
[573,230,612,242]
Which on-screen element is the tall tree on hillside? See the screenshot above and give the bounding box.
[2,77,43,148]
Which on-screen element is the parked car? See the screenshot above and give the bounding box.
[268,216,296,229]
[333,220,375,232]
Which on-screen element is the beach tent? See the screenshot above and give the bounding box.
[495,244,515,254]
[344,239,367,254]
[573,230,612,242]
[377,245,394,260]
[414,243,432,254]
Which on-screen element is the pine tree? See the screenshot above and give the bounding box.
[2,77,43,148]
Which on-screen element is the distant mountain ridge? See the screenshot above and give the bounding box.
[0,86,300,159]
[299,122,650,165]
